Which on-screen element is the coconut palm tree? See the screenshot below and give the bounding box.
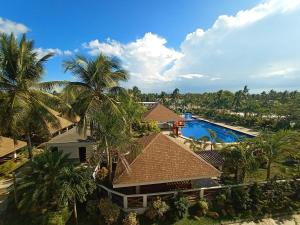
[0,33,61,158]
[91,107,131,182]
[59,166,96,225]
[62,54,129,134]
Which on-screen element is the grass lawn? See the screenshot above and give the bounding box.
[245,162,298,183]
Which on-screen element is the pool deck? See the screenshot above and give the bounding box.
[191,115,259,137]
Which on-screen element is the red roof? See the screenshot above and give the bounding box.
[113,133,221,188]
[143,103,182,123]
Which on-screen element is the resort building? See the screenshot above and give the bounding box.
[47,109,78,137]
[46,127,96,162]
[113,132,221,194]
[0,137,27,164]
[142,103,184,134]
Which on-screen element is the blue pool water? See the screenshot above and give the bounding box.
[181,114,253,143]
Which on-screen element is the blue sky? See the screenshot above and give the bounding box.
[0,0,300,93]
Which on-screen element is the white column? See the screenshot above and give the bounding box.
[123,196,128,209]
[200,189,204,199]
[143,195,147,208]
[14,151,17,160]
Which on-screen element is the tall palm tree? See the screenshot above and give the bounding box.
[62,54,129,134]
[59,166,96,225]
[0,33,61,158]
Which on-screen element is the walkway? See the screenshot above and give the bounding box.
[229,214,300,225]
[192,116,259,137]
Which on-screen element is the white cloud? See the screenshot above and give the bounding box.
[35,48,73,58]
[83,0,300,92]
[83,33,183,91]
[0,17,29,35]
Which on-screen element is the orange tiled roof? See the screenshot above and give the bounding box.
[0,136,27,158]
[143,103,182,123]
[113,133,221,188]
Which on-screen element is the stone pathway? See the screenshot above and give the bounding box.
[229,214,300,225]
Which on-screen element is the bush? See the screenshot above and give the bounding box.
[145,197,169,221]
[0,160,15,176]
[123,212,139,225]
[99,198,120,225]
[86,200,99,218]
[43,207,70,225]
[197,199,209,216]
[173,195,190,220]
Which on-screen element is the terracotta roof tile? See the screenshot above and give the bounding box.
[197,150,224,168]
[143,104,182,123]
[113,133,221,188]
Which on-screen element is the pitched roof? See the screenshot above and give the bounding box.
[113,133,221,188]
[47,127,92,144]
[197,150,224,168]
[0,136,27,158]
[47,109,77,135]
[143,103,182,123]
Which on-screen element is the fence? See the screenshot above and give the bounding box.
[98,178,300,213]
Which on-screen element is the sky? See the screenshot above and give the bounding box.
[0,0,300,93]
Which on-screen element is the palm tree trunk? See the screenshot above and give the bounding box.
[12,171,17,205]
[104,136,111,181]
[26,131,33,159]
[266,160,271,180]
[73,200,78,225]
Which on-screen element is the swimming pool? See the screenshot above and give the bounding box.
[181,114,253,143]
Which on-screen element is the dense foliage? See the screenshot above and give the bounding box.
[130,86,300,131]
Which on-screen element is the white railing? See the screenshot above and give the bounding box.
[98,178,300,213]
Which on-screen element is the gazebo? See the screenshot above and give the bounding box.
[113,132,221,194]
[142,103,184,135]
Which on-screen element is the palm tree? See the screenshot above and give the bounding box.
[171,88,180,110]
[206,129,223,150]
[59,166,96,225]
[184,136,209,151]
[0,33,61,158]
[119,94,145,134]
[18,150,70,213]
[222,141,258,183]
[251,130,294,179]
[91,108,132,182]
[62,54,129,134]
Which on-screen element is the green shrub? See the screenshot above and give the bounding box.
[123,212,139,225]
[43,208,70,225]
[86,200,99,218]
[231,186,251,215]
[145,197,169,221]
[197,199,209,216]
[99,198,120,225]
[173,195,190,220]
[0,160,15,175]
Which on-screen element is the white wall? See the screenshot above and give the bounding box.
[47,142,96,159]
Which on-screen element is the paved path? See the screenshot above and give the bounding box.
[229,214,300,225]
[193,116,259,137]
